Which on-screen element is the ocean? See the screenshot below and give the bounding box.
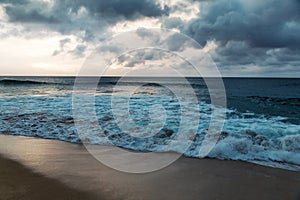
[0,77,299,171]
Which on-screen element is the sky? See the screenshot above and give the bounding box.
[0,0,299,77]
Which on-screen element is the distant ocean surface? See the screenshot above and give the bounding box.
[0,77,299,171]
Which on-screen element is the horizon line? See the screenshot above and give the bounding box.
[0,75,299,79]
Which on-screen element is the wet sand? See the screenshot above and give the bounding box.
[0,135,299,200]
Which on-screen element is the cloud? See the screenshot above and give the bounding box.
[185,0,300,47]
[69,44,87,57]
[5,5,59,24]
[112,48,177,68]
[2,0,168,26]
[0,0,27,4]
[1,0,300,76]
[0,0,169,50]
[0,0,169,58]
[52,38,71,56]
[83,0,169,19]
[163,17,184,30]
[165,33,191,51]
[182,0,300,71]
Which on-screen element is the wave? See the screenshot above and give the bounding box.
[0,95,300,171]
[1,120,300,171]
[247,96,300,104]
[0,79,52,85]
[0,78,208,88]
[204,133,300,171]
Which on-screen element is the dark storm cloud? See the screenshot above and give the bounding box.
[82,0,169,19]
[0,0,27,4]
[182,0,300,69]
[2,0,168,24]
[185,0,300,48]
[5,6,59,23]
[0,0,168,58]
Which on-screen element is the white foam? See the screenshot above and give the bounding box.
[0,94,300,171]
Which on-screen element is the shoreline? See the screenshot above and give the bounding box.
[0,135,299,200]
[1,133,299,172]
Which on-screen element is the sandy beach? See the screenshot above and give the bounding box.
[0,135,299,200]
[0,156,99,200]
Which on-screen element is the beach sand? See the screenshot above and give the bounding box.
[0,135,299,200]
[0,156,99,200]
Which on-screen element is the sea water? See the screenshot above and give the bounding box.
[0,77,299,171]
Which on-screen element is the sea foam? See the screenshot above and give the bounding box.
[1,93,300,171]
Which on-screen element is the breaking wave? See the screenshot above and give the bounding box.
[0,94,299,171]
